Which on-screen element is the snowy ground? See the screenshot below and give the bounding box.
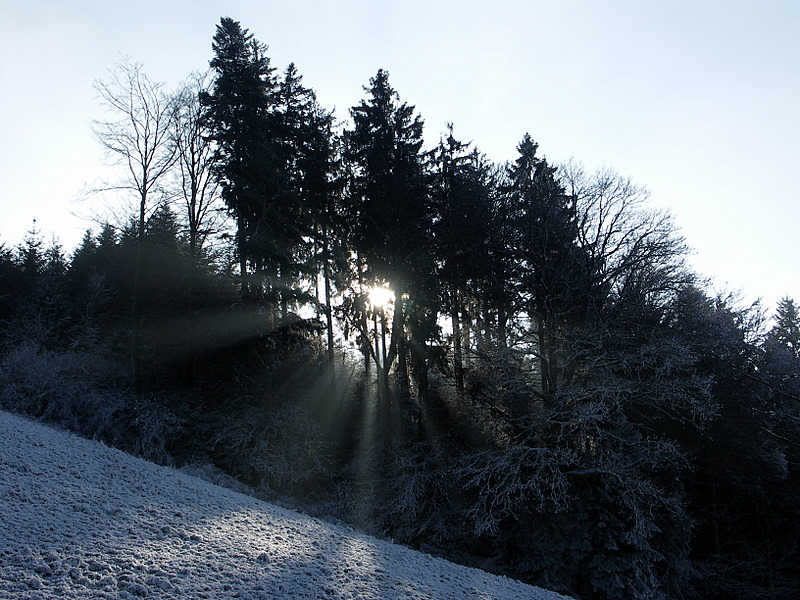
[0,410,569,599]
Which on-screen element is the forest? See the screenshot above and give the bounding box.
[1,17,799,600]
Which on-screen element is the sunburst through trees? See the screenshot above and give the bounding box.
[1,16,798,600]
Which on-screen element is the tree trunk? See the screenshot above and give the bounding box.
[131,191,146,395]
[498,303,508,350]
[322,230,335,368]
[279,262,289,322]
[380,309,388,371]
[451,288,464,395]
[237,214,249,300]
[475,298,485,353]
[393,286,409,394]
[373,311,381,373]
[187,189,198,391]
[462,303,472,369]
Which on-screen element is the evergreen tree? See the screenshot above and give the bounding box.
[5,227,71,348]
[65,230,110,351]
[202,17,279,312]
[270,62,329,320]
[0,240,20,334]
[505,134,583,401]
[344,69,432,401]
[17,224,46,296]
[282,70,341,362]
[429,126,496,393]
[766,296,800,365]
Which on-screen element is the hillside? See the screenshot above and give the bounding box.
[0,410,568,599]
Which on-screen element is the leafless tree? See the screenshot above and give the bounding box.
[171,71,224,265]
[93,58,178,392]
[559,160,691,310]
[169,72,228,388]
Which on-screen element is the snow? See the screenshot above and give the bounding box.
[0,410,569,599]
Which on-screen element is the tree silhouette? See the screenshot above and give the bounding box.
[93,59,179,392]
[344,69,431,400]
[202,17,278,313]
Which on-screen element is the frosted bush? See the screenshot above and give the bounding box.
[0,343,181,464]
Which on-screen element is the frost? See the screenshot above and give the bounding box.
[0,409,567,599]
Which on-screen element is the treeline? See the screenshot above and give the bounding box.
[1,17,799,600]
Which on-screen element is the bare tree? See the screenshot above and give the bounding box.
[171,71,224,265]
[559,160,691,310]
[170,72,227,389]
[93,58,178,393]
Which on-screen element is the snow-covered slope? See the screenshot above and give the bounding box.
[0,410,568,599]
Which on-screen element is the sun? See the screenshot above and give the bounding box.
[368,286,394,310]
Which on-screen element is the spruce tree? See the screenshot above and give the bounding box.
[429,126,496,393]
[506,134,582,400]
[344,69,431,401]
[202,17,278,310]
[768,297,800,361]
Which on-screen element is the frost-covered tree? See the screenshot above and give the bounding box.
[451,159,707,599]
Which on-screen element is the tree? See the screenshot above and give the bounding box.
[93,58,179,392]
[275,64,341,361]
[0,226,71,350]
[766,297,800,365]
[270,62,331,321]
[451,154,711,598]
[172,71,224,268]
[0,239,21,334]
[344,69,432,402]
[429,126,496,394]
[17,223,46,296]
[65,230,110,351]
[171,72,227,387]
[201,17,279,312]
[505,134,584,402]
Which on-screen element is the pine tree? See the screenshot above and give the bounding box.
[344,69,432,402]
[202,17,279,311]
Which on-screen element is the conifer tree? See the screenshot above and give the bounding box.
[202,17,278,311]
[429,126,496,393]
[505,134,582,400]
[281,69,340,361]
[768,297,800,361]
[271,63,331,321]
[344,69,431,400]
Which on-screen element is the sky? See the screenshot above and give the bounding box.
[1,0,798,313]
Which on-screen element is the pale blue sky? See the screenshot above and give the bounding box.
[1,0,798,312]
